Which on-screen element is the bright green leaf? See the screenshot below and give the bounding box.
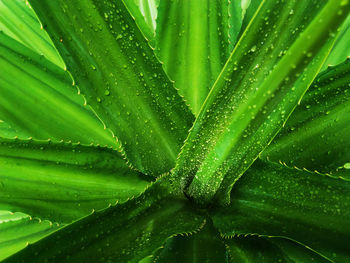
[226,235,329,263]
[123,0,159,44]
[262,58,350,177]
[172,0,350,205]
[0,211,59,261]
[0,138,151,223]
[211,160,350,262]
[0,121,29,140]
[322,15,350,70]
[28,0,194,176]
[3,178,205,263]
[0,0,64,68]
[0,32,118,148]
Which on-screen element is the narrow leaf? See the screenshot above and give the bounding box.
[28,0,194,176]
[0,0,64,68]
[155,0,240,115]
[211,160,350,263]
[123,0,159,44]
[173,0,350,204]
[3,178,205,263]
[261,58,350,177]
[0,32,117,148]
[0,138,151,223]
[226,236,329,263]
[322,15,350,70]
[0,211,59,261]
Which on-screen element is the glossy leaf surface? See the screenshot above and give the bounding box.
[4,179,205,263]
[123,0,159,44]
[155,0,241,115]
[322,15,350,70]
[173,0,350,204]
[28,0,194,176]
[0,32,117,148]
[0,138,150,223]
[211,160,350,262]
[0,211,59,261]
[262,58,350,177]
[0,0,63,68]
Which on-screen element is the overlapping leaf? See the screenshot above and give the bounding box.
[0,32,117,148]
[3,179,205,263]
[0,211,59,261]
[28,0,194,176]
[123,0,159,44]
[211,160,350,262]
[0,0,64,68]
[153,222,226,263]
[0,138,151,223]
[173,0,350,204]
[322,15,350,70]
[262,58,350,177]
[155,0,242,115]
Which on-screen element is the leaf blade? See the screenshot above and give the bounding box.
[0,138,151,223]
[172,0,350,204]
[0,32,117,148]
[0,211,60,261]
[262,58,350,177]
[3,178,205,263]
[28,0,194,176]
[211,160,350,262]
[226,236,330,263]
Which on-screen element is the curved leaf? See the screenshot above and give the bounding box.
[0,0,64,68]
[0,211,59,261]
[28,0,194,176]
[0,32,117,148]
[211,160,350,262]
[322,15,350,70]
[172,0,350,205]
[154,221,227,263]
[3,178,205,263]
[226,235,330,263]
[123,0,159,44]
[0,138,151,223]
[262,58,350,177]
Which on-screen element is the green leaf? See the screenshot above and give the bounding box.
[261,58,350,177]
[3,178,205,263]
[154,0,240,115]
[172,0,350,205]
[123,0,159,44]
[226,235,329,263]
[235,0,263,46]
[0,211,59,261]
[322,15,350,70]
[154,221,227,263]
[0,138,151,223]
[0,121,29,140]
[0,0,64,68]
[0,32,117,148]
[28,0,194,176]
[211,160,350,263]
